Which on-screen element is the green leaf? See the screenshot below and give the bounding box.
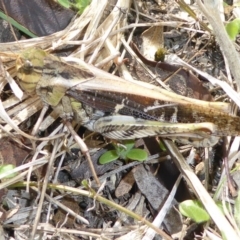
[234,191,240,228]
[57,0,70,8]
[0,11,37,38]
[0,164,17,179]
[99,150,119,164]
[126,149,148,162]
[123,140,135,152]
[179,200,210,223]
[225,19,240,41]
[81,179,88,188]
[159,140,167,151]
[75,0,91,14]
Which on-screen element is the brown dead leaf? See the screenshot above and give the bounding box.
[115,170,135,198]
[0,137,29,167]
[141,26,164,60]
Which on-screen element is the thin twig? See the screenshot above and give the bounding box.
[65,120,100,186]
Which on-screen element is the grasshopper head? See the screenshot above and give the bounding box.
[16,48,47,93]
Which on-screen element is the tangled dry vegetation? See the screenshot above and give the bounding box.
[1,0,240,239]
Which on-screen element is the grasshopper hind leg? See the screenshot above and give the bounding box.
[89,115,220,148]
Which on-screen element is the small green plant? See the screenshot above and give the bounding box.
[225,18,240,41]
[58,0,91,14]
[99,140,148,164]
[179,200,210,223]
[179,199,236,225]
[0,164,17,179]
[159,139,167,151]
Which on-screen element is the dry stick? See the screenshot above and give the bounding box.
[30,138,59,240]
[64,121,100,186]
[28,105,50,184]
[163,139,240,240]
[204,147,210,191]
[196,0,240,91]
[31,105,49,136]
[31,186,89,225]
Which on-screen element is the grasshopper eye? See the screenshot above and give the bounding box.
[22,59,33,74]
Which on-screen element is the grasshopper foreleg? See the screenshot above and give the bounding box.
[35,90,101,185]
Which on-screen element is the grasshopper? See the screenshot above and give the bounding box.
[15,48,240,148]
